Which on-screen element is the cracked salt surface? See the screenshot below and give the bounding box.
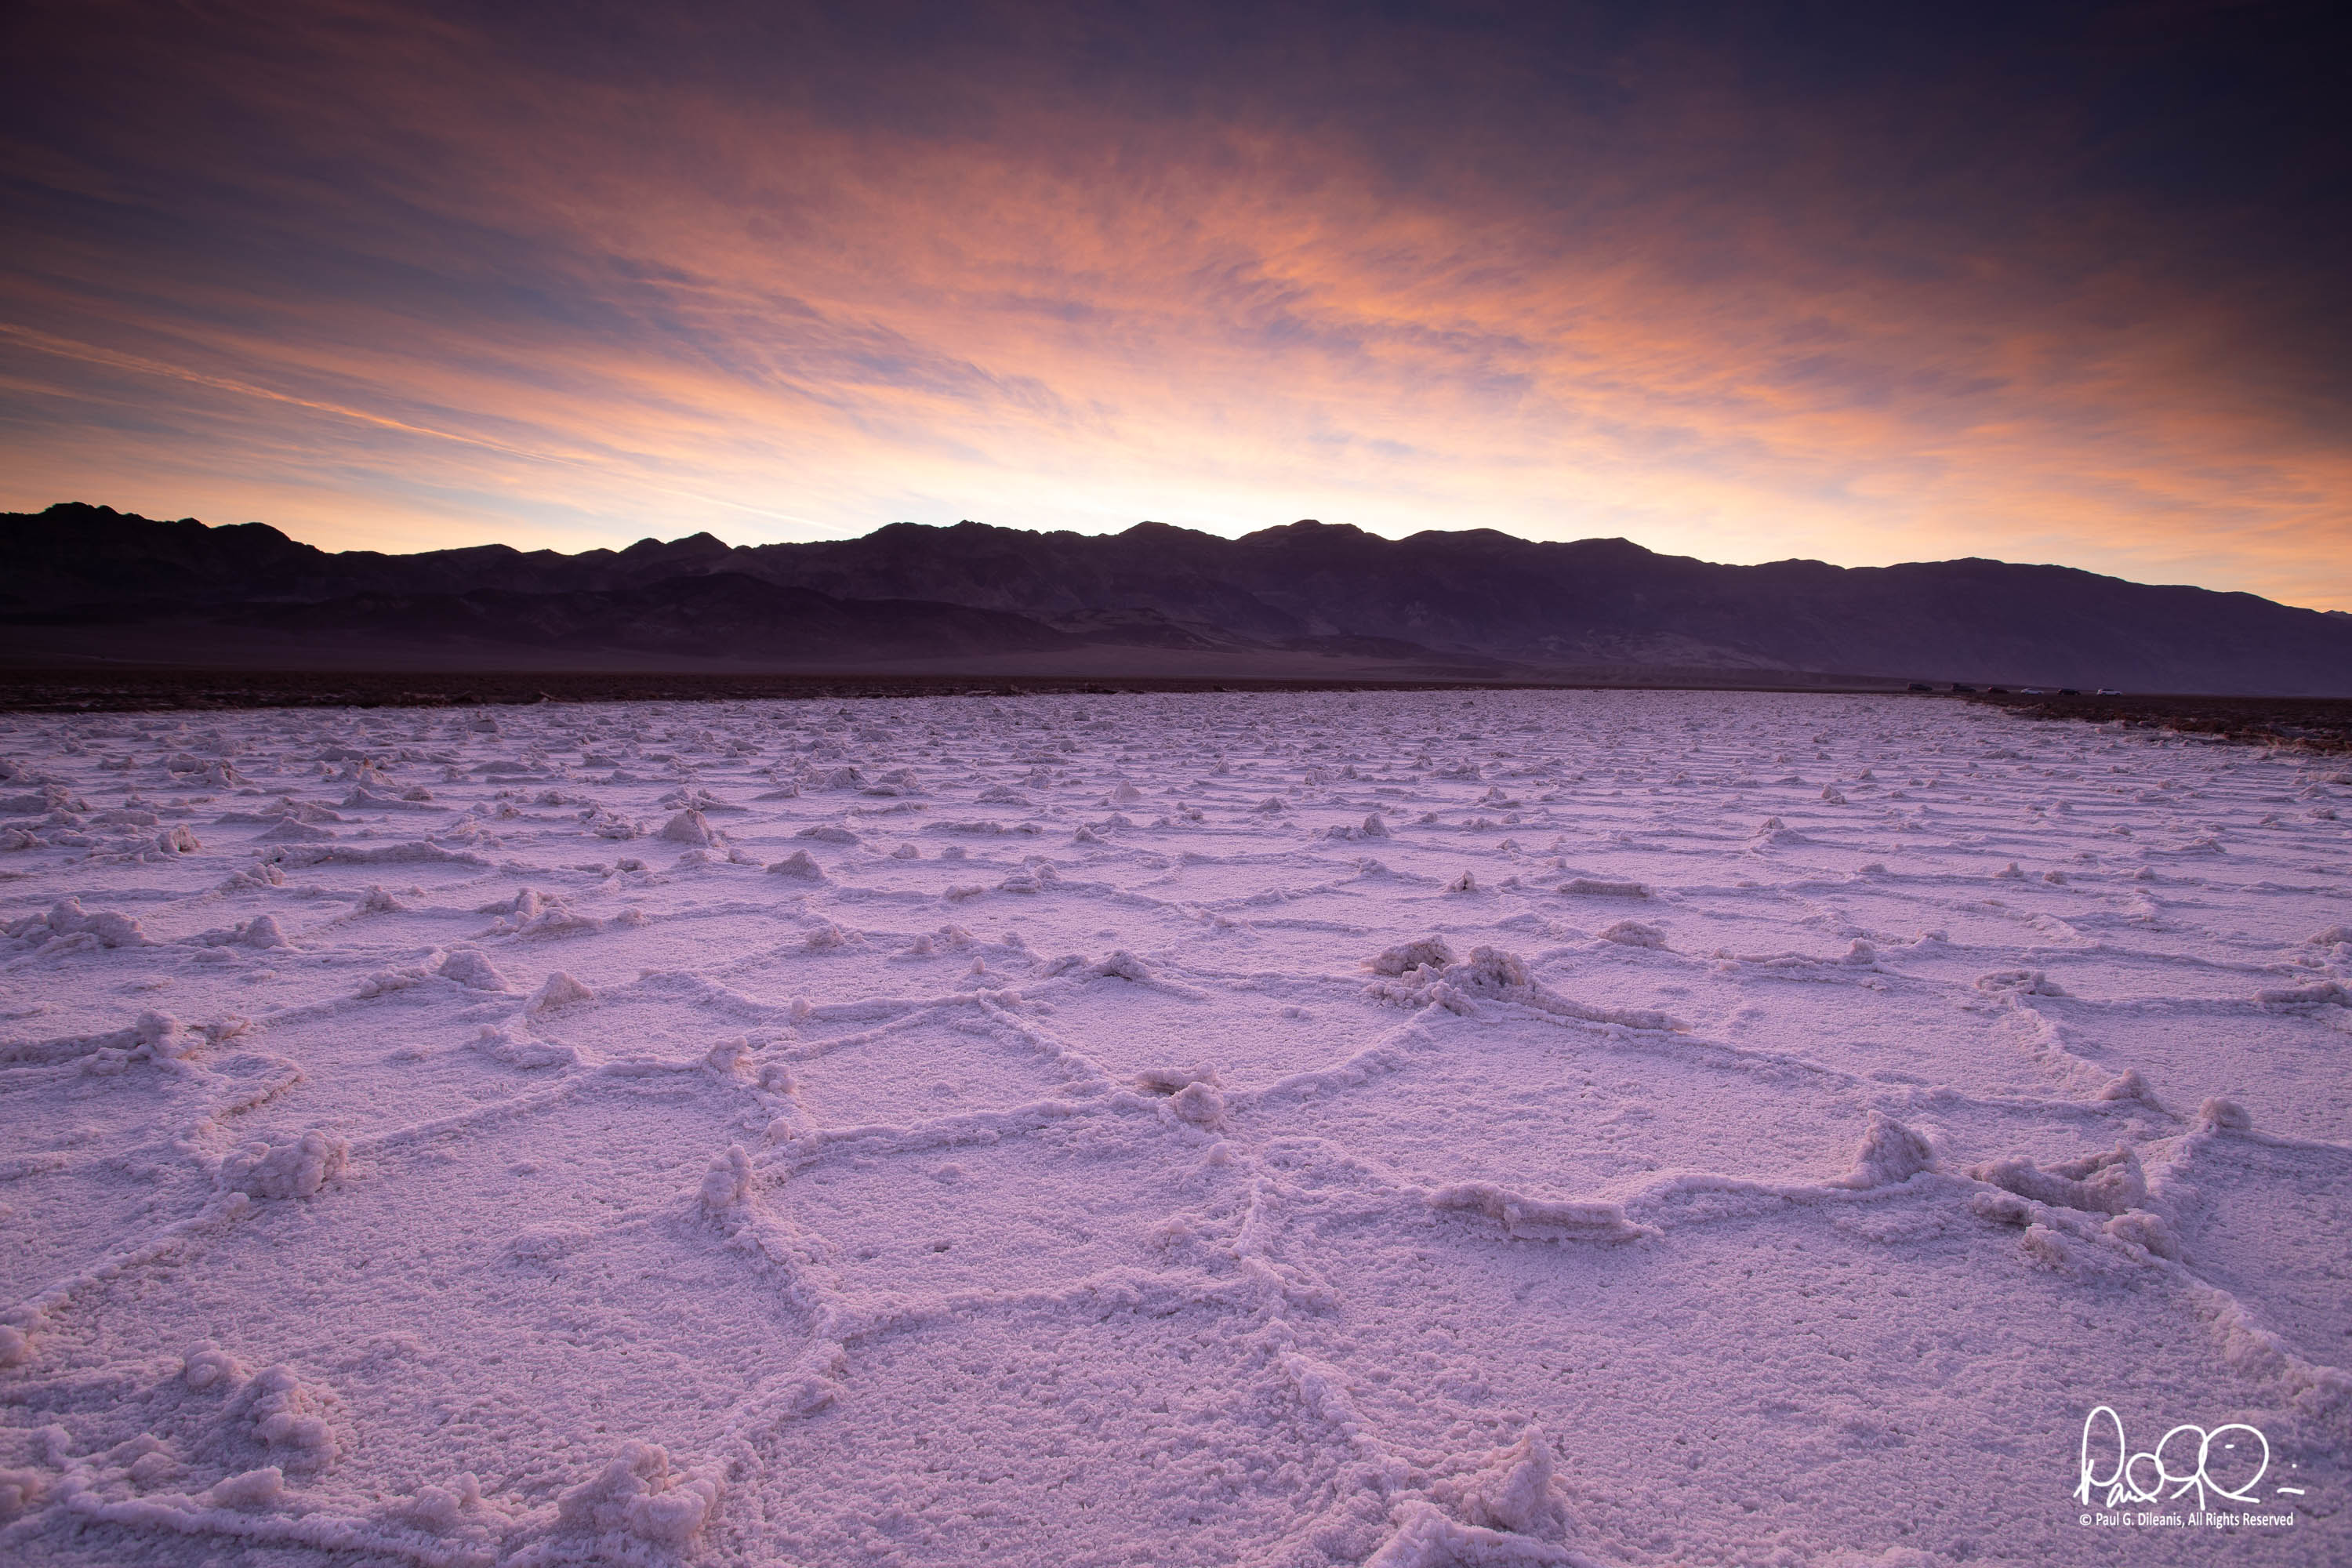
[1,689,2347,1566]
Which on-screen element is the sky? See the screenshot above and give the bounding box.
[2,1,2348,607]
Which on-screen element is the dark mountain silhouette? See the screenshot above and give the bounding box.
[5,503,2349,692]
[4,571,1076,667]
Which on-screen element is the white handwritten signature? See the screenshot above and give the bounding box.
[2075,1406,2301,1512]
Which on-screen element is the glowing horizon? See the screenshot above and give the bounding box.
[3,2,2347,608]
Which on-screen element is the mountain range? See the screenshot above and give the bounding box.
[5,503,2348,693]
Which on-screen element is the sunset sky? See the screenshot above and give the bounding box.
[3,2,2347,606]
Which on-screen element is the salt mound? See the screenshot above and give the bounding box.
[230,1363,347,1470]
[1427,1425,1573,1539]
[699,1144,753,1211]
[545,1440,721,1553]
[527,970,595,1014]
[220,1131,348,1200]
[1842,1111,1935,1188]
[192,913,293,949]
[182,1342,245,1385]
[237,913,289,949]
[1440,946,1534,996]
[437,947,510,990]
[10,897,150,949]
[658,809,716,845]
[0,1007,205,1068]
[2198,1097,2253,1132]
[803,921,861,952]
[1370,936,1455,976]
[765,849,826,880]
[999,863,1061,894]
[1372,944,1686,1030]
[1167,1081,1225,1127]
[129,1008,201,1061]
[1087,949,1153,981]
[1969,1144,2145,1214]
[0,779,85,812]
[2105,1210,2184,1260]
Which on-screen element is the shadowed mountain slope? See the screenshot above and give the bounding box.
[7,504,2348,691]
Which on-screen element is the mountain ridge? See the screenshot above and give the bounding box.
[5,503,2348,693]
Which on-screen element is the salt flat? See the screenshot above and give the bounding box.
[1,689,2346,1567]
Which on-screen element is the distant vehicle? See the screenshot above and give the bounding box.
[1907,681,1933,691]
[2096,688,2122,695]
[1987,686,2010,694]
[1951,684,1977,693]
[2058,688,2082,695]
[2022,688,2043,695]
